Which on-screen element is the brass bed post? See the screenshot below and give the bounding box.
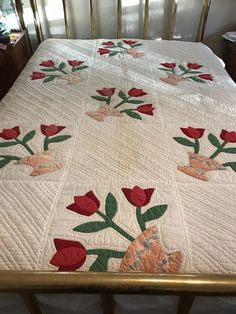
[143,0,149,39]
[117,0,122,38]
[62,0,72,39]
[29,0,44,43]
[15,0,26,30]
[168,0,177,40]
[196,0,211,42]
[90,0,97,39]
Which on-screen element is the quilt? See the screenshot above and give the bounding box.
[0,39,235,274]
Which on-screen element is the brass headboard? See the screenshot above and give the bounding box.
[16,0,211,44]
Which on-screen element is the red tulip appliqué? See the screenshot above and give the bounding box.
[0,124,71,176]
[87,87,155,121]
[50,187,183,272]
[158,62,213,86]
[30,60,89,84]
[173,127,236,181]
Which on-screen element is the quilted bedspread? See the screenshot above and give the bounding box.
[0,39,235,273]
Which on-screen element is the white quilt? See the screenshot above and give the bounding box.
[0,39,235,274]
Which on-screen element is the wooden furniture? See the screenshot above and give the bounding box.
[223,39,236,82]
[0,31,30,100]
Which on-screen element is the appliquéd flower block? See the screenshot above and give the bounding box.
[97,40,144,58]
[158,62,213,85]
[50,186,183,272]
[87,87,155,121]
[173,127,236,181]
[0,124,71,176]
[30,60,88,84]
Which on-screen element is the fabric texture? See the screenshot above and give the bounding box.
[0,39,235,274]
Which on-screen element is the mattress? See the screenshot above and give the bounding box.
[0,39,235,277]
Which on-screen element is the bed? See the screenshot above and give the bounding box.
[0,1,236,314]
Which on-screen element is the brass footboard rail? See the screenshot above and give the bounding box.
[15,0,211,43]
[0,271,235,295]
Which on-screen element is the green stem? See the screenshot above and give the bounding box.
[15,139,34,155]
[0,155,21,160]
[87,249,125,258]
[114,97,130,109]
[136,207,146,232]
[210,141,227,159]
[96,210,135,242]
[53,66,67,74]
[107,96,111,105]
[194,139,200,154]
[180,70,190,76]
[43,136,49,151]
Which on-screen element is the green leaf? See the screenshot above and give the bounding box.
[118,91,127,100]
[109,51,119,57]
[223,147,236,154]
[41,68,57,72]
[189,77,205,83]
[157,67,172,72]
[142,204,168,223]
[0,158,12,169]
[117,41,123,47]
[23,130,36,143]
[105,193,117,219]
[173,137,196,147]
[59,62,65,70]
[91,96,108,102]
[125,111,142,120]
[74,65,89,71]
[73,222,108,233]
[47,135,71,144]
[126,99,144,104]
[0,141,17,147]
[179,64,187,72]
[131,43,142,48]
[43,76,57,83]
[223,162,236,172]
[208,133,221,148]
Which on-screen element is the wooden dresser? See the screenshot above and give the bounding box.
[0,31,31,100]
[223,39,236,83]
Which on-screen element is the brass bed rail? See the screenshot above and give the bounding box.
[0,271,236,295]
[16,0,211,43]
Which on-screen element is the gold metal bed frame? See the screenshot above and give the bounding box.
[1,1,235,314]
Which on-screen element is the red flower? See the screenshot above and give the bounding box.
[128,88,147,97]
[67,191,100,216]
[40,60,55,67]
[136,104,155,116]
[220,129,236,143]
[68,60,85,67]
[40,124,65,137]
[31,72,46,80]
[187,63,202,69]
[50,239,86,271]
[96,88,116,97]
[123,40,137,45]
[0,126,20,140]
[199,74,213,81]
[160,63,176,69]
[97,48,110,55]
[180,127,205,139]
[122,186,155,207]
[102,41,114,46]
